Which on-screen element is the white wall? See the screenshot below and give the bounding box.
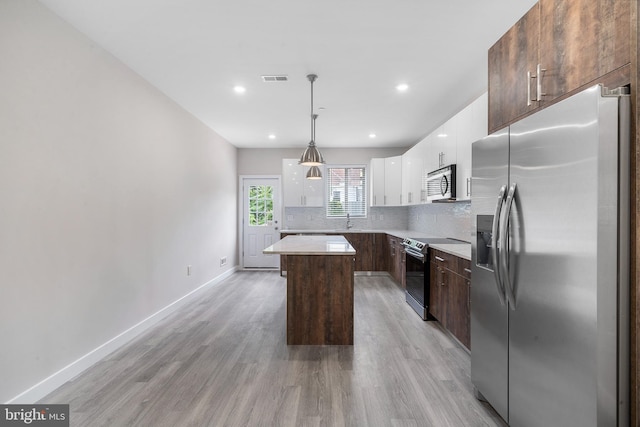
[0,0,238,402]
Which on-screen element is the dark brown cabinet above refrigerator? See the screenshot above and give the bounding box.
[488,0,630,134]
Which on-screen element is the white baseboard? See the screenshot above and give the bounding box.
[6,267,238,404]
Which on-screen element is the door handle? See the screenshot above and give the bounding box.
[491,185,507,305]
[499,183,518,310]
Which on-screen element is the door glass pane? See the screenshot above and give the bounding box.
[249,185,274,226]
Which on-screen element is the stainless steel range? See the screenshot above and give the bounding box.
[402,237,466,320]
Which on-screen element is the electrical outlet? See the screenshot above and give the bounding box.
[187,265,192,276]
[287,215,293,221]
[379,214,384,221]
[220,256,227,267]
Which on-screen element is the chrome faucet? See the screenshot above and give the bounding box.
[346,213,352,229]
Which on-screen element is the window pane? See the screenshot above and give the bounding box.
[248,185,274,226]
[326,166,366,218]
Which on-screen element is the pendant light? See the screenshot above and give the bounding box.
[305,113,323,179]
[299,74,325,167]
[306,165,322,179]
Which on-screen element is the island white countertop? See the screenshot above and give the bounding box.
[263,235,356,255]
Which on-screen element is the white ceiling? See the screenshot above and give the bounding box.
[38,0,537,150]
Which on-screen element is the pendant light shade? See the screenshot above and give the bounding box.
[299,143,324,167]
[306,166,323,180]
[299,74,325,168]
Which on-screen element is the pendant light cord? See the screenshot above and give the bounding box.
[308,74,317,146]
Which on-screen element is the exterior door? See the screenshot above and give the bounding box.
[242,177,281,268]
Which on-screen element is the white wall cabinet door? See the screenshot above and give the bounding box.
[369,158,386,207]
[455,103,473,201]
[303,170,324,206]
[282,159,324,207]
[384,156,402,206]
[402,145,424,205]
[455,92,487,200]
[435,116,458,169]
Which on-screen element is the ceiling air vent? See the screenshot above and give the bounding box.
[261,75,288,82]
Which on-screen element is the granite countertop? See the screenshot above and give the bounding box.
[263,235,356,255]
[429,243,471,261]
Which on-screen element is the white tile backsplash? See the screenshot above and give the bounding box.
[283,203,471,241]
[283,206,408,230]
[408,202,472,242]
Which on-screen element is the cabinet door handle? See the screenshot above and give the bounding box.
[536,63,546,101]
[527,70,533,106]
[466,177,471,197]
[374,195,377,206]
[435,256,445,262]
[464,268,472,274]
[384,195,387,205]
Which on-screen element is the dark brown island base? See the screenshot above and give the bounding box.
[263,235,356,345]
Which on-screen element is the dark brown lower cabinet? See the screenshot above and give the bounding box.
[286,254,354,345]
[387,235,405,287]
[429,248,471,349]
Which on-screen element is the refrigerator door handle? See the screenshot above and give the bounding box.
[500,182,518,310]
[491,185,507,305]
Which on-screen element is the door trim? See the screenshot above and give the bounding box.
[239,175,282,269]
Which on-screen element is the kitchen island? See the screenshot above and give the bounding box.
[263,235,356,345]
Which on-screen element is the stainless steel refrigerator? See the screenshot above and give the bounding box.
[471,85,630,426]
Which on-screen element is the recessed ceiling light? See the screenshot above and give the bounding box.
[437,133,448,138]
[396,83,409,92]
[369,133,377,139]
[233,85,246,94]
[268,134,276,140]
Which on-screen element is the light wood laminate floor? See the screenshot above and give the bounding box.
[41,271,506,427]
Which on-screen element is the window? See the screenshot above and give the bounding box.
[248,185,274,226]
[326,166,367,217]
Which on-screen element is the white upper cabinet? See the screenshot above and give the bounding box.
[282,159,324,207]
[433,116,458,171]
[456,92,488,200]
[368,92,488,206]
[369,156,402,206]
[402,143,425,205]
[384,156,402,206]
[369,158,386,207]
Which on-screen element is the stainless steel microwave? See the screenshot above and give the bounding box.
[426,164,456,202]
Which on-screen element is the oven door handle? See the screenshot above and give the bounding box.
[404,248,425,262]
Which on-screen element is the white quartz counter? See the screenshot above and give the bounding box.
[263,235,356,255]
[429,243,471,261]
[279,229,448,240]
